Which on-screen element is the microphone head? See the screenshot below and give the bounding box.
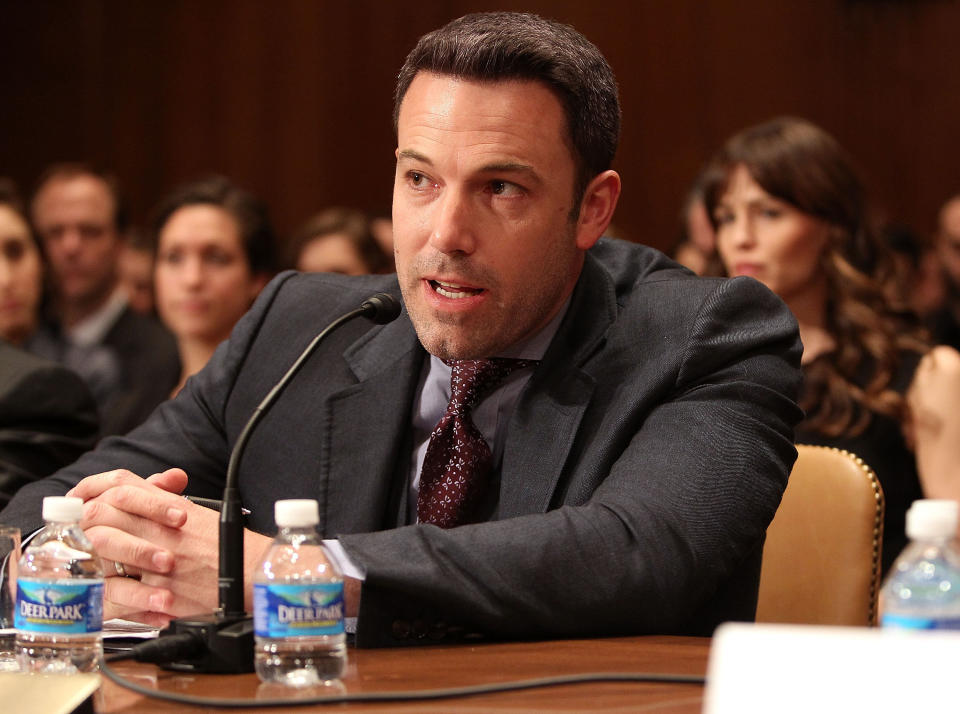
[360,293,402,324]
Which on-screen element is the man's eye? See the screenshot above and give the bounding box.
[490,180,522,196]
[408,171,432,189]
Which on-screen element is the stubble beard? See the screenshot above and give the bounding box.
[400,238,580,361]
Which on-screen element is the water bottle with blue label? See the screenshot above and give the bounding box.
[15,496,104,673]
[254,499,346,685]
[881,499,960,629]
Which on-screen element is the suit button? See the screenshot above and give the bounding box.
[391,620,411,639]
[428,622,446,640]
[412,619,429,638]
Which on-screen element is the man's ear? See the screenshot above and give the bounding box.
[574,170,622,250]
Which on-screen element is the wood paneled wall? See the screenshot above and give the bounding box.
[2,0,958,253]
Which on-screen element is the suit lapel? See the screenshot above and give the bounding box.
[321,317,425,535]
[499,253,618,517]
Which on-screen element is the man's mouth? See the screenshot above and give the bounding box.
[430,280,483,299]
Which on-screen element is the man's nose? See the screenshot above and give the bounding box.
[428,190,477,255]
[59,228,84,255]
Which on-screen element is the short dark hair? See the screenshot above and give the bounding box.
[32,162,129,233]
[148,175,277,275]
[394,12,620,207]
[0,176,39,249]
[0,177,26,215]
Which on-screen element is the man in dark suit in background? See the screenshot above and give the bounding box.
[1,13,802,646]
[26,164,179,436]
[0,342,98,508]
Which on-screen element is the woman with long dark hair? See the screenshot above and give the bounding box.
[702,116,928,572]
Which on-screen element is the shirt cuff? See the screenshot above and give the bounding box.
[322,539,362,635]
[322,538,366,580]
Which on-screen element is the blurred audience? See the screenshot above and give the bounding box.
[0,179,43,346]
[151,176,276,396]
[26,163,179,437]
[669,177,716,275]
[288,207,392,275]
[0,177,99,507]
[927,194,960,349]
[668,174,717,275]
[703,116,929,572]
[881,222,944,318]
[118,228,157,316]
[370,215,395,265]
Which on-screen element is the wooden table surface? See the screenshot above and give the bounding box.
[95,635,710,713]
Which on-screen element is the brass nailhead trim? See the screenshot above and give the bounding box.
[797,444,884,626]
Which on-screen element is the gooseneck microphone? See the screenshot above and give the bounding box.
[160,292,402,673]
[220,291,401,617]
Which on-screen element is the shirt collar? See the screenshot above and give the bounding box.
[68,288,128,347]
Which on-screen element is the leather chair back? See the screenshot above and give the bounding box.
[756,444,884,626]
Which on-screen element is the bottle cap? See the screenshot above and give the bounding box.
[42,496,84,522]
[906,499,959,540]
[274,499,319,528]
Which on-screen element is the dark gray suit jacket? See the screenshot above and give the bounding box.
[0,239,803,646]
[0,341,99,508]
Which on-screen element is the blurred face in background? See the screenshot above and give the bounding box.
[118,243,155,315]
[0,204,42,344]
[32,175,122,313]
[155,204,266,345]
[296,233,370,275]
[936,197,960,289]
[714,164,831,306]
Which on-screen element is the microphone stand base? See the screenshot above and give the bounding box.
[159,611,255,673]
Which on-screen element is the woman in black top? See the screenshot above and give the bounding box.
[701,116,928,573]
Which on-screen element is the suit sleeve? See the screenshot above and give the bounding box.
[339,276,803,646]
[0,273,298,533]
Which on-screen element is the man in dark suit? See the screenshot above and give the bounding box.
[0,342,99,508]
[27,164,179,436]
[0,13,802,646]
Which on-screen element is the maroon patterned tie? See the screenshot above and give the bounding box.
[417,358,537,528]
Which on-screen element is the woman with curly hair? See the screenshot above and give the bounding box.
[702,116,928,573]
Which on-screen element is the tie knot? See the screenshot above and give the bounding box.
[444,358,537,412]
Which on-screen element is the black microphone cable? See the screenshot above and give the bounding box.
[100,650,706,709]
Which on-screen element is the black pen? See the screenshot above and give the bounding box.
[184,495,251,515]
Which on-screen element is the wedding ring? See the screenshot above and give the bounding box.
[113,560,128,578]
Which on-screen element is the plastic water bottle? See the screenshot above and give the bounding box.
[881,499,960,629]
[15,496,104,673]
[254,499,346,685]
